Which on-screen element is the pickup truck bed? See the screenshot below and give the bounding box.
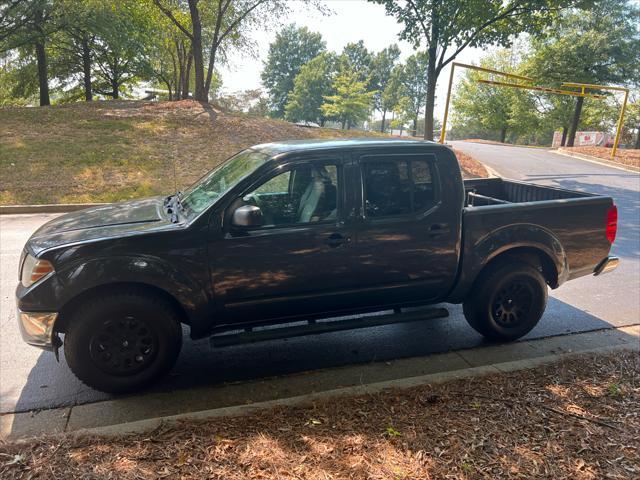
[464,177,593,206]
[447,177,615,303]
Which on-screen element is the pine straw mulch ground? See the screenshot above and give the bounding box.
[453,149,489,178]
[560,147,640,169]
[1,351,638,479]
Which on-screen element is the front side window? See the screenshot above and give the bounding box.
[363,157,436,218]
[242,163,339,227]
[181,149,268,215]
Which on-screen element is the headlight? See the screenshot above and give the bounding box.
[20,254,54,287]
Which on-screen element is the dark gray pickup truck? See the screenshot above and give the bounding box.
[17,139,619,392]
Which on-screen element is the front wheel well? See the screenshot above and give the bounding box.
[481,247,559,288]
[55,282,189,334]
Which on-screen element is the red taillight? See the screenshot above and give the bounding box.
[606,205,617,243]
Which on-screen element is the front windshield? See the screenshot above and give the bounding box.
[181,149,268,215]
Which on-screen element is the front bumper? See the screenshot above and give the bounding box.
[17,308,60,350]
[593,256,620,276]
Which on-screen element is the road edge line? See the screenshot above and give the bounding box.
[67,343,636,438]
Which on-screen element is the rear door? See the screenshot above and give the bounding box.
[350,150,460,305]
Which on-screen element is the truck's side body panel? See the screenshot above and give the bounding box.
[447,178,614,303]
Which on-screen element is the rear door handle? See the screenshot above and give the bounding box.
[428,223,451,237]
[324,232,350,248]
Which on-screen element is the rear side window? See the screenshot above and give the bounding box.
[363,158,436,218]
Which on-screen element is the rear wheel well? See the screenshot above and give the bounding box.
[481,247,558,288]
[56,283,189,334]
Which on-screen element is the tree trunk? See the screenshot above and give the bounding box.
[423,47,438,140]
[560,126,568,146]
[182,52,193,99]
[81,34,92,101]
[33,6,50,107]
[175,40,184,99]
[500,126,507,143]
[188,1,207,102]
[34,39,50,106]
[204,44,216,95]
[341,118,346,129]
[111,81,119,99]
[634,124,640,149]
[380,109,387,133]
[412,115,418,137]
[566,96,584,147]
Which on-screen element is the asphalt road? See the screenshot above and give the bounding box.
[1,142,638,414]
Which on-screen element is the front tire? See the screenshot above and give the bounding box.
[463,260,547,342]
[64,290,183,393]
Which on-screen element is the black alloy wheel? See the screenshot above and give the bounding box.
[88,316,159,376]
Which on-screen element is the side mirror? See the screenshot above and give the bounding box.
[232,205,263,228]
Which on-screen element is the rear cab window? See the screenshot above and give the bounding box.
[360,154,439,219]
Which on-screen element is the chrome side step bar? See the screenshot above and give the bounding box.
[210,307,449,347]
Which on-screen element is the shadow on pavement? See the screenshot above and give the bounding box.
[10,296,634,419]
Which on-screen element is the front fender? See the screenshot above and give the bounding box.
[17,254,211,328]
[447,223,568,303]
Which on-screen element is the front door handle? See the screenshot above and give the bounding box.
[324,232,350,248]
[428,223,451,237]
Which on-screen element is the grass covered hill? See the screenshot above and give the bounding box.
[0,100,486,205]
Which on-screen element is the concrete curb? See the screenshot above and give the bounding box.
[554,149,640,173]
[483,165,502,178]
[0,203,108,215]
[69,343,636,439]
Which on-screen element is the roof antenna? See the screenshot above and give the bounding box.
[172,129,178,193]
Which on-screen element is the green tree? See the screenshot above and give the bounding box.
[261,24,326,117]
[370,0,569,140]
[379,65,404,133]
[285,52,336,126]
[145,5,195,101]
[397,51,429,136]
[321,68,375,129]
[452,51,521,143]
[90,1,154,99]
[1,0,58,106]
[50,0,117,102]
[370,44,400,132]
[154,0,305,102]
[524,0,640,146]
[340,40,373,84]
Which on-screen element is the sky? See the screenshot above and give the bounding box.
[216,0,483,119]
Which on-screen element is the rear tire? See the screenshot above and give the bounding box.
[64,290,183,393]
[463,260,547,342]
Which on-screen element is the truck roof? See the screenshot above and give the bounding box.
[251,137,443,156]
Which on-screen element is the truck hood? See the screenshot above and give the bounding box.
[27,197,176,255]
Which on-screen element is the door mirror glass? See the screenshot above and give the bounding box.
[232,205,263,228]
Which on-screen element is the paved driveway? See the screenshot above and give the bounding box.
[1,142,638,414]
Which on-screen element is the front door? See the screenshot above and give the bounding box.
[349,152,460,306]
[209,154,360,323]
